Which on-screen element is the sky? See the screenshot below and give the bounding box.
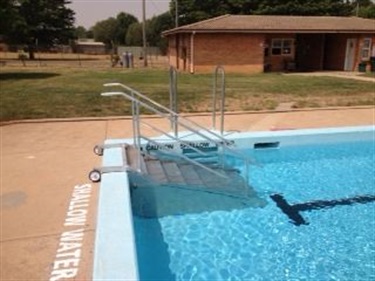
[68,0,171,28]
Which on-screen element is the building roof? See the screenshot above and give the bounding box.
[162,14,375,35]
[76,39,105,46]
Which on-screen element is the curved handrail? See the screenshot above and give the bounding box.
[102,83,252,184]
[103,83,231,146]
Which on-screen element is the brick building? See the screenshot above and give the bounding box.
[162,15,375,74]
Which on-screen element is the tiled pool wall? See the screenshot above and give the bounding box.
[93,125,374,280]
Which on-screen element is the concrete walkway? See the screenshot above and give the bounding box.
[285,71,375,82]
[1,107,374,280]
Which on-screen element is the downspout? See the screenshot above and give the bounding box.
[190,31,195,74]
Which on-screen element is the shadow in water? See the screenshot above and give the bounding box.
[271,193,375,226]
[133,217,176,280]
[0,72,60,80]
[129,172,176,280]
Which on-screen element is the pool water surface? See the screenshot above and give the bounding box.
[133,140,375,280]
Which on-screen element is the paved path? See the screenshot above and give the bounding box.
[285,71,375,82]
[1,107,374,280]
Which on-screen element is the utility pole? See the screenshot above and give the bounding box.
[356,0,359,17]
[142,0,148,67]
[175,0,178,28]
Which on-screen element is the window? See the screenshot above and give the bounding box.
[361,38,372,61]
[271,39,294,56]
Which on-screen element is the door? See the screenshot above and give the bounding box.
[344,39,357,71]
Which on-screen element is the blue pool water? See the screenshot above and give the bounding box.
[133,140,375,280]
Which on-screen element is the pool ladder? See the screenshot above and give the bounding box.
[89,66,250,186]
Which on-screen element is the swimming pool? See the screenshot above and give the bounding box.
[93,126,375,280]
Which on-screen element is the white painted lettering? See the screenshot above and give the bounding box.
[56,249,81,259]
[53,258,80,270]
[64,210,87,226]
[67,209,87,217]
[50,268,78,281]
[68,203,89,212]
[74,184,91,191]
[58,242,82,253]
[50,184,92,280]
[71,193,91,202]
[60,229,84,241]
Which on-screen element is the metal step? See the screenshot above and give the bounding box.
[178,163,204,186]
[144,159,168,184]
[126,145,146,172]
[127,148,267,218]
[162,161,186,184]
[126,145,251,197]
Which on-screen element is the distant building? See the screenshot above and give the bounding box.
[74,39,106,55]
[162,15,375,73]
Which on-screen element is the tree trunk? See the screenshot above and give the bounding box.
[28,45,35,60]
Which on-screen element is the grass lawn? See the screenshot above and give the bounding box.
[1,66,374,121]
[360,72,375,78]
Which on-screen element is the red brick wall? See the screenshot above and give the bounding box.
[167,32,375,73]
[192,33,265,73]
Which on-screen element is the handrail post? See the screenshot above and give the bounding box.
[131,89,142,172]
[169,66,178,137]
[134,100,142,172]
[131,93,137,148]
[212,65,226,135]
[102,82,255,180]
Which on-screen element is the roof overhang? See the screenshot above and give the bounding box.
[162,29,375,36]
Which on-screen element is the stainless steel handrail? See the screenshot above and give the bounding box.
[212,65,226,135]
[169,66,178,137]
[102,90,230,149]
[140,120,207,156]
[103,84,231,146]
[102,83,251,185]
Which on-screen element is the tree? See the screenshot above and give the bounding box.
[353,0,375,18]
[91,12,138,47]
[92,17,118,46]
[74,26,87,39]
[170,0,356,26]
[147,12,174,54]
[124,12,173,51]
[2,0,75,59]
[255,0,352,16]
[0,0,19,35]
[114,12,138,45]
[125,22,143,46]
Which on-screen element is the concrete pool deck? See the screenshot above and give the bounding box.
[1,106,374,280]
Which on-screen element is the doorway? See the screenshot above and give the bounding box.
[344,38,357,71]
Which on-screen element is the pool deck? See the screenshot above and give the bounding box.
[1,106,374,280]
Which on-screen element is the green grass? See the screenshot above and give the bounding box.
[1,68,374,121]
[360,72,375,78]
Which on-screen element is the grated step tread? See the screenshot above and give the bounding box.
[178,164,204,186]
[145,159,168,184]
[162,161,186,184]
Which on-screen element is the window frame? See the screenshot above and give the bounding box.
[361,38,372,61]
[271,38,294,56]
